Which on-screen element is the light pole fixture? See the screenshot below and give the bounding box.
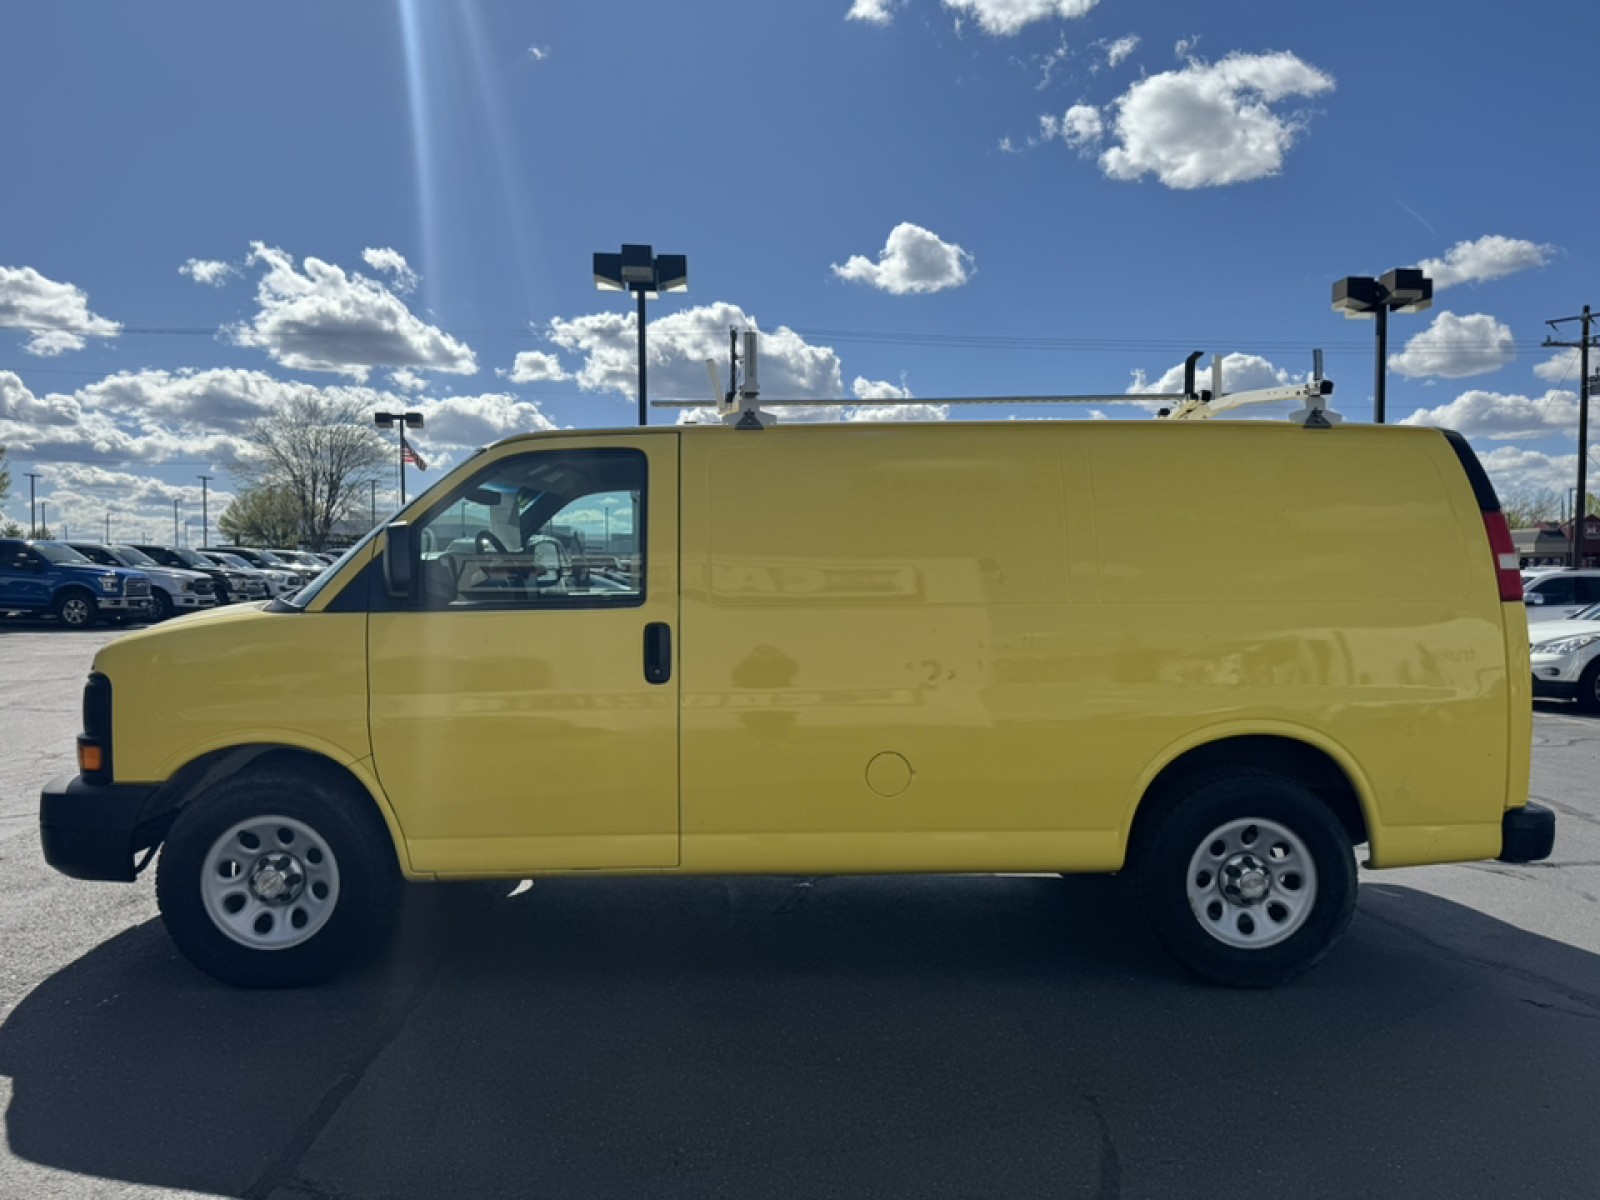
[374,410,425,505]
[25,473,40,537]
[198,474,212,550]
[1332,267,1433,424]
[593,243,689,427]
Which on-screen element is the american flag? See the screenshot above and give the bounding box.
[401,436,427,471]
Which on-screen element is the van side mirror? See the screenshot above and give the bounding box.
[383,521,415,600]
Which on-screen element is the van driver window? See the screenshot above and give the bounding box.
[413,449,646,610]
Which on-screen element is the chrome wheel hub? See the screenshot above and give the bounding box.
[1186,818,1318,950]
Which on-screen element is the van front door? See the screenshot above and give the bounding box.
[367,436,679,874]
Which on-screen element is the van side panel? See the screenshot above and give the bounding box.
[679,426,1115,872]
[1087,425,1509,868]
[678,422,1511,874]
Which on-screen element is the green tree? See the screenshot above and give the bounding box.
[235,393,390,550]
[0,520,22,538]
[217,483,301,548]
[0,443,11,508]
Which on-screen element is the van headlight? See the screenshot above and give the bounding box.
[1536,634,1600,656]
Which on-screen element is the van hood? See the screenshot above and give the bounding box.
[95,598,274,663]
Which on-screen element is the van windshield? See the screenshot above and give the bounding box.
[276,524,383,611]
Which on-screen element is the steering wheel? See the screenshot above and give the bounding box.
[474,530,508,554]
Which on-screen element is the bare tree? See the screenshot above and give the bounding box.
[0,443,10,508]
[1500,485,1561,530]
[236,394,389,549]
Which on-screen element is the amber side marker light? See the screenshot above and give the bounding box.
[77,744,103,774]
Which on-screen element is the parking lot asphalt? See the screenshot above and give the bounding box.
[1,622,1598,1200]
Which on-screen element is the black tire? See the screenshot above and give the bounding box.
[1576,660,1600,715]
[1132,772,1356,988]
[152,589,175,621]
[53,588,99,630]
[156,768,400,988]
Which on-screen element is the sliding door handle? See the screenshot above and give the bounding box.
[643,623,672,685]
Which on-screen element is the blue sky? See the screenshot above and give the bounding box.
[0,0,1595,539]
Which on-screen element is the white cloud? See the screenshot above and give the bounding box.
[1388,311,1516,379]
[1174,35,1199,59]
[526,45,551,61]
[852,376,914,401]
[504,350,571,383]
[848,376,949,419]
[943,0,1097,36]
[1534,349,1583,384]
[0,265,121,356]
[1418,235,1555,291]
[549,302,845,405]
[361,247,420,294]
[390,368,427,391]
[1398,389,1576,441]
[1477,445,1579,497]
[179,258,236,287]
[228,243,475,381]
[0,364,563,540]
[1105,34,1139,67]
[832,223,975,295]
[1059,103,1104,147]
[846,0,897,23]
[408,391,557,455]
[1095,52,1334,189]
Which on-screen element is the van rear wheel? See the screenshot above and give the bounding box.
[1134,773,1356,988]
[156,770,399,988]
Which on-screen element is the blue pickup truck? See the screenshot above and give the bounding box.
[0,538,154,628]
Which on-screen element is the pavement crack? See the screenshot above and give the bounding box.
[240,952,454,1200]
[1518,996,1600,1023]
[1083,1094,1122,1200]
[1362,906,1600,1016]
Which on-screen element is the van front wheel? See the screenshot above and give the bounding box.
[156,772,398,988]
[1135,773,1356,988]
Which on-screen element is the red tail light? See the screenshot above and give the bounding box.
[1482,511,1523,602]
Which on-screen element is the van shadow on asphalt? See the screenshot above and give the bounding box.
[3,876,1599,1200]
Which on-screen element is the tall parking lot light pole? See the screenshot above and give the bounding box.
[593,244,689,427]
[25,473,40,537]
[172,497,180,544]
[374,411,424,504]
[199,474,212,550]
[1332,268,1433,424]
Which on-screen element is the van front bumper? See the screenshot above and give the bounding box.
[39,773,163,882]
[1499,803,1555,864]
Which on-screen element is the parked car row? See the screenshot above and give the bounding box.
[1,537,344,629]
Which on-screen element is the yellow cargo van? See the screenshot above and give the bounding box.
[39,420,1553,988]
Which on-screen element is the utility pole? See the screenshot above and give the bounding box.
[1545,306,1599,568]
[25,473,40,537]
[105,512,110,541]
[198,475,212,549]
[172,497,180,545]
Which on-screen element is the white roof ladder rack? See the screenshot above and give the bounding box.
[658,339,1341,429]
